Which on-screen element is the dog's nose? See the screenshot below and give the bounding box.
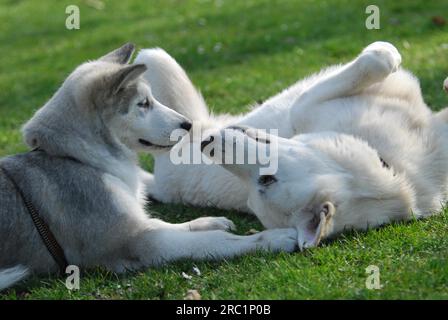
[180,121,192,131]
[201,135,214,152]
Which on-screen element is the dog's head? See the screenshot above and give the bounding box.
[71,43,192,152]
[23,43,191,156]
[201,128,415,249]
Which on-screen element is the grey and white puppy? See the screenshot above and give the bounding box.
[0,43,297,290]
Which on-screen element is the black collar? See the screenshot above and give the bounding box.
[0,149,69,274]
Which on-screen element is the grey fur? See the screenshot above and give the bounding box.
[0,44,298,290]
[99,42,136,64]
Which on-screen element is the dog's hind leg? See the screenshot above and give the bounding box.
[364,69,424,103]
[290,41,402,125]
[129,227,297,266]
[362,68,433,127]
[134,48,209,122]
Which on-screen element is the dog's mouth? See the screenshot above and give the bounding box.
[138,139,174,149]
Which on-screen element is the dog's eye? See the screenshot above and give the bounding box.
[137,98,152,109]
[258,175,277,186]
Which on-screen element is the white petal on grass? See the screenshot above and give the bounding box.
[182,272,193,280]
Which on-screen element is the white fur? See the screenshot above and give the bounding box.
[134,48,210,122]
[138,43,448,248]
[0,266,29,290]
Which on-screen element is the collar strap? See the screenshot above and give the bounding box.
[0,164,68,274]
[380,157,390,169]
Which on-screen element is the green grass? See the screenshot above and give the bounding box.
[1,0,448,299]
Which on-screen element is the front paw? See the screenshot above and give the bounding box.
[359,41,402,76]
[188,217,237,232]
[256,228,298,253]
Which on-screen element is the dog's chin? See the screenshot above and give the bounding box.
[138,138,174,150]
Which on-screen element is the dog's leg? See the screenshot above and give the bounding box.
[139,169,160,202]
[362,69,423,102]
[130,227,297,266]
[290,42,402,124]
[139,171,237,232]
[362,68,431,124]
[148,217,236,232]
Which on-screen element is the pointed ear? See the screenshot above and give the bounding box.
[99,42,135,64]
[297,201,335,250]
[110,64,147,94]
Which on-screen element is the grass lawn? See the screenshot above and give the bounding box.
[1,0,448,299]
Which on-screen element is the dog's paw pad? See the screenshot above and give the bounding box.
[360,41,402,74]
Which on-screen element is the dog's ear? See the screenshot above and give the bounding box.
[99,42,135,64]
[110,64,147,94]
[297,201,335,250]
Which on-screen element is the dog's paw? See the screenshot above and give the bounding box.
[225,125,273,144]
[256,228,298,253]
[188,217,237,232]
[358,41,402,76]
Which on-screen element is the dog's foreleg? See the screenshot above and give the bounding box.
[290,42,402,124]
[148,217,236,232]
[131,228,297,265]
[139,169,160,203]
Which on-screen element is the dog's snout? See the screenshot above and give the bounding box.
[180,121,192,131]
[201,135,214,152]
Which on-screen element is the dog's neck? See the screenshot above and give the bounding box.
[22,93,141,192]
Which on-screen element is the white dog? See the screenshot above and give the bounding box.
[138,42,448,249]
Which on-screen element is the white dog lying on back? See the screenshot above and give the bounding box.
[137,42,448,248]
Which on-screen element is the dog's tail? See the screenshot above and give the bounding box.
[134,48,210,122]
[0,265,29,291]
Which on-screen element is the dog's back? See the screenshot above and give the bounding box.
[0,150,120,273]
[0,152,53,272]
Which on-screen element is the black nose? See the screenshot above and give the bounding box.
[201,135,214,152]
[180,121,192,131]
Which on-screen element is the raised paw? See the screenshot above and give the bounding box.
[358,41,402,77]
[188,216,237,232]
